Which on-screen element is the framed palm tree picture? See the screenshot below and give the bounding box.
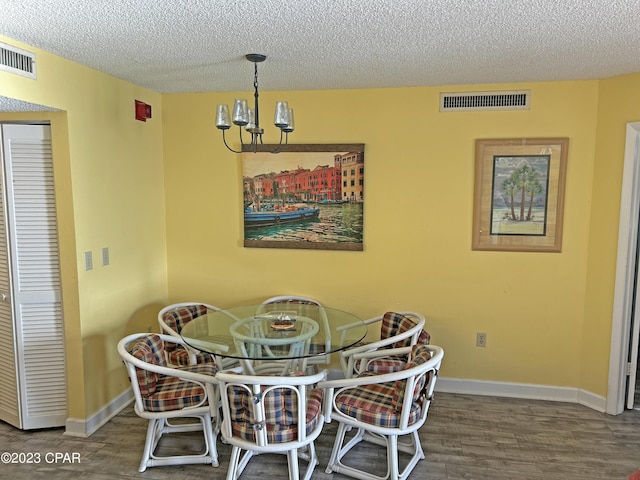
[472,137,568,252]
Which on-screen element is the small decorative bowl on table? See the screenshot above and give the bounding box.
[270,320,296,330]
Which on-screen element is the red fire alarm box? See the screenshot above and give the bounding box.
[135,100,152,122]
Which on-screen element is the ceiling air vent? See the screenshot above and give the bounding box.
[0,42,36,79]
[440,90,530,112]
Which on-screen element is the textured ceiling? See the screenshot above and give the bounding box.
[1,0,640,99]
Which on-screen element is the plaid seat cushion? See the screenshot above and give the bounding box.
[228,386,323,443]
[130,334,167,396]
[334,372,422,428]
[392,344,432,410]
[142,363,218,413]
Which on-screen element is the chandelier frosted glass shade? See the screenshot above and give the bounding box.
[215,54,294,153]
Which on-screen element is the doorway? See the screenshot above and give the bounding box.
[609,121,640,414]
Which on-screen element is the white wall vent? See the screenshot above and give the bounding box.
[440,90,530,112]
[0,42,36,79]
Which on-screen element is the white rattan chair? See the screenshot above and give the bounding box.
[338,311,427,377]
[117,332,220,472]
[320,344,444,480]
[217,368,328,480]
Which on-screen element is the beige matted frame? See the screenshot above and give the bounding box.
[472,137,568,252]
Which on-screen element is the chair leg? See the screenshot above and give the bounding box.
[138,414,219,472]
[326,422,348,474]
[201,413,219,467]
[326,424,427,480]
[301,442,318,480]
[138,418,159,472]
[387,435,399,480]
[226,446,243,480]
[395,431,425,480]
[234,448,255,479]
[287,448,300,480]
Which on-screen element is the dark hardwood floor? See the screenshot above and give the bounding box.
[1,392,639,480]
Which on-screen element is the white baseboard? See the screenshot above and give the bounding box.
[436,376,607,412]
[329,369,608,412]
[64,388,134,437]
[65,374,611,437]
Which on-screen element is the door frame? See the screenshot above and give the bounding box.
[608,121,640,414]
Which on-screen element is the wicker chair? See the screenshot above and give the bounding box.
[216,368,328,480]
[320,344,444,480]
[339,311,427,377]
[117,333,220,472]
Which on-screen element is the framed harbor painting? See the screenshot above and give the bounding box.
[242,144,365,251]
[472,137,568,252]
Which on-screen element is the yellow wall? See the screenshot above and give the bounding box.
[0,35,169,420]
[163,80,601,390]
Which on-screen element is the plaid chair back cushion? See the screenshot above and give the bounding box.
[264,299,326,354]
[162,304,208,353]
[392,344,432,411]
[262,299,320,321]
[227,384,323,443]
[365,327,430,375]
[162,304,208,334]
[417,329,431,345]
[380,312,419,348]
[130,334,167,397]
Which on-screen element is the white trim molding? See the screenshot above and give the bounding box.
[437,377,607,412]
[64,388,133,437]
[327,369,607,412]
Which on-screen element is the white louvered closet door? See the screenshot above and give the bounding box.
[0,124,66,429]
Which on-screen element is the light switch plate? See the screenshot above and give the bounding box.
[84,251,93,271]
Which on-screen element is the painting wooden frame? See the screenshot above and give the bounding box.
[242,143,365,251]
[472,137,568,252]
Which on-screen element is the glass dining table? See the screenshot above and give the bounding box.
[180,303,367,373]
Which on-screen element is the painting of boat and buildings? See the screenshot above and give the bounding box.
[242,144,364,251]
[490,154,551,236]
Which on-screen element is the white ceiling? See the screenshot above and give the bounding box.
[1,0,640,109]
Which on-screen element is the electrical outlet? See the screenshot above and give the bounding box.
[476,332,487,347]
[102,247,109,266]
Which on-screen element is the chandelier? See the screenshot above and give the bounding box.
[215,54,294,154]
